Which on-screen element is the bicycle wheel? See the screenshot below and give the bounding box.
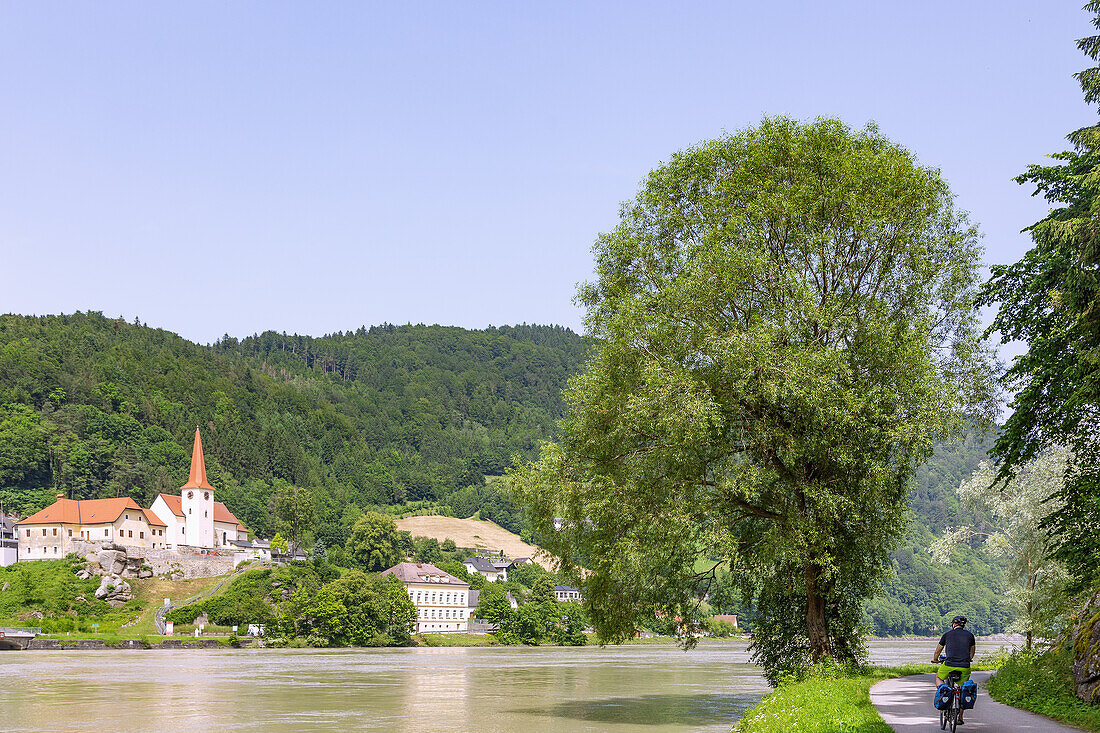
[940,708,947,730]
[948,707,957,733]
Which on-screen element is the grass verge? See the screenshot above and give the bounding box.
[986,648,1100,732]
[414,633,503,647]
[734,664,930,733]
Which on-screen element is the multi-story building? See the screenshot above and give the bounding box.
[382,561,470,633]
[15,496,168,559]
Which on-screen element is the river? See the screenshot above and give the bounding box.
[0,637,1020,732]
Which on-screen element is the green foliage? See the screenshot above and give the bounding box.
[345,512,404,571]
[980,4,1100,593]
[270,533,288,554]
[735,664,929,733]
[413,536,442,564]
[474,583,512,624]
[0,313,586,537]
[0,558,112,620]
[932,450,1075,648]
[515,116,994,681]
[987,648,1100,731]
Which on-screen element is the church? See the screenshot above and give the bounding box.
[16,428,246,559]
[148,428,247,550]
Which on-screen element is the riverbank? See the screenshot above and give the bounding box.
[734,664,930,733]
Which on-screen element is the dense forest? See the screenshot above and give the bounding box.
[0,312,587,540]
[0,311,1009,634]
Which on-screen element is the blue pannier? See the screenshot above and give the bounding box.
[960,679,978,709]
[934,683,952,710]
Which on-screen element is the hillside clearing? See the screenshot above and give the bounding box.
[395,515,555,569]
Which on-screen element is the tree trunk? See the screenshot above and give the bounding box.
[805,563,831,661]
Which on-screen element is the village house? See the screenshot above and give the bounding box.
[382,561,470,633]
[463,556,508,582]
[15,496,168,559]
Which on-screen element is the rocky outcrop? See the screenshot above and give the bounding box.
[94,575,133,606]
[97,549,127,575]
[1070,589,1100,704]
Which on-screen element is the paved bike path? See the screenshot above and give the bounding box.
[870,671,1087,732]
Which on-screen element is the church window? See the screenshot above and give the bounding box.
[187,491,193,499]
[204,511,208,518]
[204,492,209,500]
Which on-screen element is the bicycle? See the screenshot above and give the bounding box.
[938,669,963,732]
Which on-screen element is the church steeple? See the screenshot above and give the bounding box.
[181,427,214,490]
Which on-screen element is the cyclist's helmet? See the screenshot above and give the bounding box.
[952,616,967,627]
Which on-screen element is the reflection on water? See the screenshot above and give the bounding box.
[0,643,766,733]
[0,636,1021,732]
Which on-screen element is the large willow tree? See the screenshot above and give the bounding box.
[514,117,994,680]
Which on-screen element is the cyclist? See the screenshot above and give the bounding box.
[932,615,975,724]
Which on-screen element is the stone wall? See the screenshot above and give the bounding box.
[79,542,237,580]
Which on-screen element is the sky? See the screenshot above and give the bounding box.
[0,2,1095,345]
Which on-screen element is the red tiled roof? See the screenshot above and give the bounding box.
[17,497,145,526]
[157,493,185,517]
[141,508,167,527]
[157,492,245,531]
[213,503,245,531]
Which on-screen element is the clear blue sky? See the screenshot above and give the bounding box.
[0,2,1093,344]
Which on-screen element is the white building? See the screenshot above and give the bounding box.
[382,562,470,633]
[1,513,19,566]
[148,428,247,550]
[463,556,507,582]
[554,585,583,602]
[14,496,169,559]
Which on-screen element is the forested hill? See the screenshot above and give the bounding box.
[0,312,588,537]
[0,311,1008,633]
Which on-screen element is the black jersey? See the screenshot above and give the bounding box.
[939,627,975,667]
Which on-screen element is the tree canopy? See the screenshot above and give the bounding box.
[981,2,1100,592]
[515,116,994,680]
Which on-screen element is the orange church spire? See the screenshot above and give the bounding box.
[181,427,214,490]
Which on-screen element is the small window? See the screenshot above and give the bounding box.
[204,511,208,518]
[139,531,144,539]
[105,529,109,537]
[68,529,72,537]
[204,492,209,500]
[42,529,47,537]
[128,530,133,538]
[125,513,129,520]
[52,528,57,536]
[189,508,192,515]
